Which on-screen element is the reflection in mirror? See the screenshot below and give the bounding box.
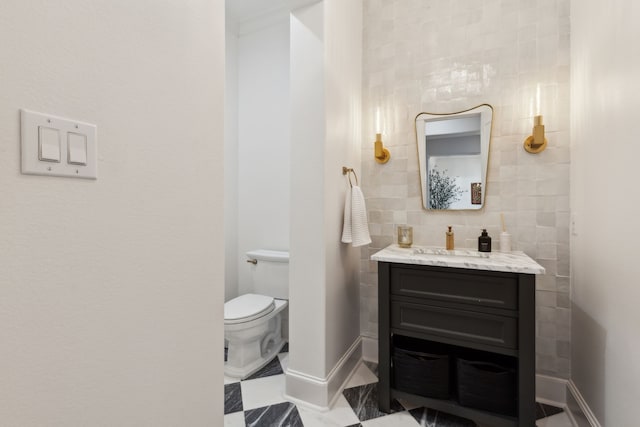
[415,104,493,210]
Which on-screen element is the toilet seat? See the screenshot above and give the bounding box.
[224,293,275,325]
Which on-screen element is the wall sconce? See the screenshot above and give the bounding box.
[524,84,547,154]
[374,108,390,164]
[523,115,547,153]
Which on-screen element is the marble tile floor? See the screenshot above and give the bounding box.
[224,345,574,427]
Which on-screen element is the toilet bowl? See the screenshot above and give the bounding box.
[224,249,289,379]
[224,294,287,379]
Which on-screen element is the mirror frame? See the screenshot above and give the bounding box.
[414,104,494,211]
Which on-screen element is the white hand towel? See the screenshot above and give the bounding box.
[341,187,353,244]
[350,186,372,247]
[341,185,371,247]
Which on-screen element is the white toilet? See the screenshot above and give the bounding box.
[224,249,289,379]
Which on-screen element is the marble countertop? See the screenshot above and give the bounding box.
[371,244,546,275]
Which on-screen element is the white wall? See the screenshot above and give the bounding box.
[323,0,363,377]
[361,0,572,379]
[225,28,240,301]
[570,0,640,424]
[0,1,225,425]
[236,14,291,296]
[289,1,327,382]
[287,0,362,407]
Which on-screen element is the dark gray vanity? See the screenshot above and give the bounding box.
[372,245,545,427]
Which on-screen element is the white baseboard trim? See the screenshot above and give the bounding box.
[566,380,601,427]
[536,374,568,406]
[284,336,362,410]
[361,334,378,363]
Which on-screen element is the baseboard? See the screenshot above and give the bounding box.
[535,374,568,406]
[361,334,378,363]
[566,380,601,427]
[284,336,362,410]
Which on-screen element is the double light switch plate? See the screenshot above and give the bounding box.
[21,109,97,179]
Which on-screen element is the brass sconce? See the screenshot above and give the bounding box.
[524,84,547,154]
[374,133,390,164]
[374,108,390,164]
[523,115,547,154]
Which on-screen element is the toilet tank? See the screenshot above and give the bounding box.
[246,249,289,299]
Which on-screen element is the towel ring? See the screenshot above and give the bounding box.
[342,166,359,187]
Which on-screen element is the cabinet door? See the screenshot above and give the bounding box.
[391,301,518,349]
[391,266,518,310]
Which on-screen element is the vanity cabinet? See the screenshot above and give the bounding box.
[377,262,536,427]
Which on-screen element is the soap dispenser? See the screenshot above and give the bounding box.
[478,229,492,252]
[446,226,454,250]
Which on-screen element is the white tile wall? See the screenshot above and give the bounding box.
[361,0,571,378]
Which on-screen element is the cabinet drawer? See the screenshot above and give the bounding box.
[391,266,517,310]
[391,301,517,349]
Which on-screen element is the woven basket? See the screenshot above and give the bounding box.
[393,346,450,399]
[457,358,517,416]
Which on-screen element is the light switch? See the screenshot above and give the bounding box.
[67,132,87,165]
[21,109,97,179]
[38,126,61,162]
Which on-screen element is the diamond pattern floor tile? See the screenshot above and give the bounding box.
[245,401,303,427]
[245,356,284,381]
[342,382,405,422]
[224,382,243,415]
